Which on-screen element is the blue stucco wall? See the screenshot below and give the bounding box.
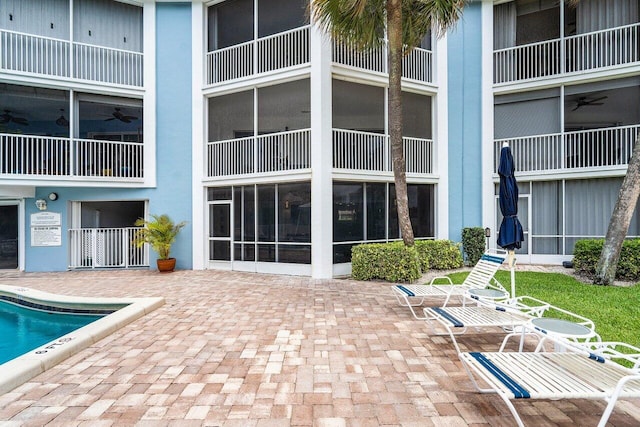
[151,2,193,269]
[447,2,483,244]
[25,3,193,272]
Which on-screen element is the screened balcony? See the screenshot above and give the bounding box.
[494,23,640,84]
[0,30,143,87]
[493,0,640,84]
[332,40,433,83]
[207,128,311,177]
[206,0,309,85]
[0,0,143,87]
[494,124,640,174]
[332,129,433,175]
[0,133,144,181]
[206,26,310,84]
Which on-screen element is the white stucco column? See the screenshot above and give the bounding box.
[435,32,449,240]
[481,0,496,242]
[191,0,205,269]
[310,24,333,279]
[143,0,156,187]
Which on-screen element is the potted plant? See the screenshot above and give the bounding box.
[134,214,187,272]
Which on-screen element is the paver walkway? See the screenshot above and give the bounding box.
[0,269,638,426]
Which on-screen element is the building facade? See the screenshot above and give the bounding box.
[0,0,637,277]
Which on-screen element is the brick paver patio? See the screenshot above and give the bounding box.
[0,269,638,426]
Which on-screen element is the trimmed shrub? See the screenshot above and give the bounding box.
[462,227,486,266]
[351,242,421,283]
[415,240,463,270]
[573,239,640,282]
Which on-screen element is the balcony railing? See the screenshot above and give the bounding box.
[494,124,640,174]
[0,29,143,87]
[333,41,433,83]
[206,26,310,85]
[333,129,433,174]
[69,227,148,269]
[0,133,144,180]
[207,128,311,177]
[494,23,640,84]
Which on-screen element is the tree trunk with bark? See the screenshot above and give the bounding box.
[594,133,640,285]
[387,0,414,247]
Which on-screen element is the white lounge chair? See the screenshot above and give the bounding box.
[392,249,509,319]
[423,296,551,352]
[425,296,599,353]
[459,341,640,427]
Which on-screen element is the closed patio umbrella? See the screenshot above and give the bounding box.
[496,143,524,298]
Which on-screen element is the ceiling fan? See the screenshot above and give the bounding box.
[572,96,608,111]
[55,109,69,127]
[0,109,29,125]
[105,107,138,123]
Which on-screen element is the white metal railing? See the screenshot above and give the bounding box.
[566,23,640,73]
[493,38,561,84]
[257,26,310,74]
[495,124,640,173]
[332,129,433,174]
[73,41,143,86]
[404,136,433,174]
[207,128,311,177]
[0,29,143,87]
[69,227,148,269]
[0,133,144,179]
[206,26,310,85]
[333,129,387,171]
[332,40,433,83]
[0,29,70,77]
[494,23,640,84]
[403,47,432,83]
[333,42,386,74]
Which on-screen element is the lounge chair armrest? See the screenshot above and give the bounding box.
[506,295,551,317]
[582,342,640,370]
[428,276,454,286]
[487,277,509,295]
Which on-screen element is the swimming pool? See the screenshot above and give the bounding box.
[0,300,104,366]
[0,285,164,395]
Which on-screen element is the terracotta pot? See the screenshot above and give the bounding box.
[156,258,176,272]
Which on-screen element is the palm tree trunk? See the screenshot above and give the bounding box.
[594,132,640,285]
[387,0,414,247]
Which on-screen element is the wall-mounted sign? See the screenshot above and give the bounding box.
[31,212,62,247]
[31,212,61,227]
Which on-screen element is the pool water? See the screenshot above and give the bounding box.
[0,301,103,365]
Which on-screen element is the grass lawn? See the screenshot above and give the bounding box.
[444,270,640,348]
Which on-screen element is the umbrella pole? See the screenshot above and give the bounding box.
[508,250,516,299]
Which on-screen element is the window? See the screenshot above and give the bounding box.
[333,182,436,263]
[227,183,311,264]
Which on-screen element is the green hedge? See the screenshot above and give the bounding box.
[351,242,421,283]
[415,240,463,271]
[351,240,463,283]
[573,239,640,281]
[462,227,486,266]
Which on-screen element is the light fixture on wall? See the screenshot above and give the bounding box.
[35,199,47,211]
[485,227,491,250]
[48,192,58,201]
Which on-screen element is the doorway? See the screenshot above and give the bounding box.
[0,204,19,269]
[69,200,146,268]
[208,202,232,262]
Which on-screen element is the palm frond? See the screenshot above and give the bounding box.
[311,0,467,52]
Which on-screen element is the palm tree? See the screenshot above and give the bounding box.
[594,133,640,285]
[560,0,640,284]
[310,0,466,246]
